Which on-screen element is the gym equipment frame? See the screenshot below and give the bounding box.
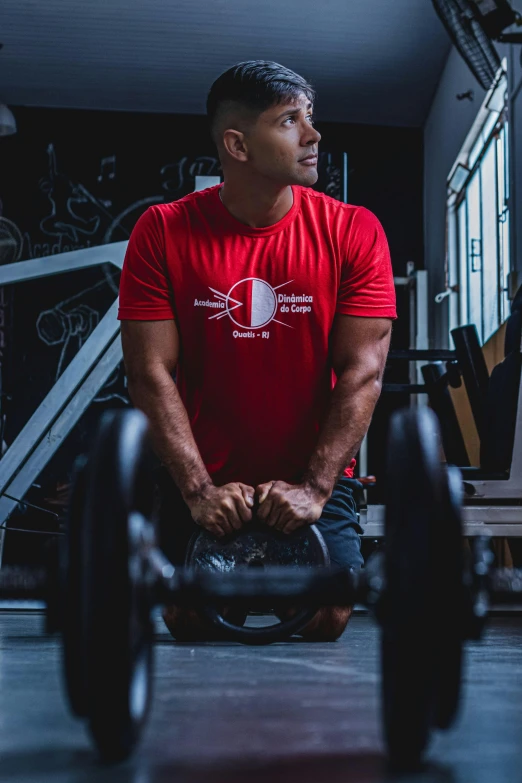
[0,242,128,562]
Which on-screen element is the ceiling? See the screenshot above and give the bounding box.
[0,0,452,127]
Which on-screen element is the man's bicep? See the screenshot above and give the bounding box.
[121,319,180,380]
[330,314,392,377]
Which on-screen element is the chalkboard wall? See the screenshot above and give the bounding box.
[0,106,422,563]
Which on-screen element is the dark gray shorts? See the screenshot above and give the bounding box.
[156,470,364,572]
[313,477,364,571]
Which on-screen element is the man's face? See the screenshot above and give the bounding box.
[244,92,321,186]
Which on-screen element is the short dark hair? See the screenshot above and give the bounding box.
[207,60,316,145]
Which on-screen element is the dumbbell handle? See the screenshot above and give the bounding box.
[0,550,378,612]
[0,558,367,608]
[151,558,369,609]
[149,557,522,611]
[5,550,520,616]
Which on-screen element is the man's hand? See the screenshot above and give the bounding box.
[185,483,255,538]
[255,480,330,534]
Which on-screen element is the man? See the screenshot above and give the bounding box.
[118,60,396,641]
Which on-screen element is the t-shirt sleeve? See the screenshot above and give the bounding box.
[337,207,397,319]
[117,206,175,321]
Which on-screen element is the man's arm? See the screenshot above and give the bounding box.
[121,319,213,502]
[301,314,392,499]
[256,314,392,531]
[121,319,254,536]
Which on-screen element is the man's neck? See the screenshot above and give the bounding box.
[219,183,294,228]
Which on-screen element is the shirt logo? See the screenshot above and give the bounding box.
[193,277,313,331]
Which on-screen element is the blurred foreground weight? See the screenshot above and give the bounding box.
[0,406,511,768]
[63,411,157,760]
[382,406,466,767]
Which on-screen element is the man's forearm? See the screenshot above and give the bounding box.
[302,369,383,499]
[127,371,212,502]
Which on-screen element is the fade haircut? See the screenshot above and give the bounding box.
[207,60,316,147]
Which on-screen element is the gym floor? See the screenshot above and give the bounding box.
[1,611,521,783]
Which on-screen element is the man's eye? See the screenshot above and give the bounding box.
[284,115,315,125]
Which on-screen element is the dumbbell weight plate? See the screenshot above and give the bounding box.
[82,409,156,761]
[434,463,465,730]
[187,522,330,571]
[186,523,330,644]
[382,407,464,769]
[62,455,89,717]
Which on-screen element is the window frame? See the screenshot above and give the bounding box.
[445,63,510,344]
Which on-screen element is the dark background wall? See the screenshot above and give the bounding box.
[0,106,423,563]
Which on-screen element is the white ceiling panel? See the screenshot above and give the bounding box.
[0,0,451,126]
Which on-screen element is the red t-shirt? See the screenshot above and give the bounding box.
[118,185,397,488]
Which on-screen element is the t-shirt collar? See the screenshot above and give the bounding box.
[213,184,301,237]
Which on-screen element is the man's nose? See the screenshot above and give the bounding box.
[303,126,321,145]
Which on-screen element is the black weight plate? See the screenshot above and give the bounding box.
[83,409,155,762]
[186,523,330,571]
[434,464,464,729]
[186,524,330,644]
[382,406,458,769]
[62,455,88,717]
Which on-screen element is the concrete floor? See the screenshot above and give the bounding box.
[1,611,522,783]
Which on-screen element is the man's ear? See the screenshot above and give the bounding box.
[222,129,249,163]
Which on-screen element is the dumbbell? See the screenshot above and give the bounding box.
[184,515,331,643]
[1,406,520,768]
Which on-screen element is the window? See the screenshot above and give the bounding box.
[446,66,510,344]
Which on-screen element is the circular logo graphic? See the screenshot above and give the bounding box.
[226,278,278,329]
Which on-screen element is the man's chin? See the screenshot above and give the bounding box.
[291,168,319,187]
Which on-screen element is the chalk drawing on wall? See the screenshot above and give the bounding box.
[36,279,128,404]
[160,155,221,195]
[0,197,23,266]
[97,155,116,207]
[101,155,222,249]
[39,144,101,242]
[103,196,164,244]
[34,144,125,294]
[0,217,23,265]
